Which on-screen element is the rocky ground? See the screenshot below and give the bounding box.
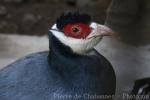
[0,34,150,99]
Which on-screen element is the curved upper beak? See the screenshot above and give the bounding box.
[87,22,114,39]
[96,23,113,36]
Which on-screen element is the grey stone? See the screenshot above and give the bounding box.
[23,13,38,23]
[14,0,23,3]
[76,0,111,7]
[0,21,7,30]
[77,0,90,7]
[21,13,39,32]
[4,0,23,3]
[3,0,12,2]
[0,21,18,33]
[0,6,7,16]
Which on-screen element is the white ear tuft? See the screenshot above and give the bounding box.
[51,24,57,30]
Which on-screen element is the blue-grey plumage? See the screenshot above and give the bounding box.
[0,12,116,100]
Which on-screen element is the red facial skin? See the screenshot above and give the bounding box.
[63,23,92,39]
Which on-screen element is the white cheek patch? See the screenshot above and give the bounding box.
[51,24,57,29]
[90,22,97,28]
[49,29,101,54]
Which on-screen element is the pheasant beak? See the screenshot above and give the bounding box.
[87,22,113,39]
[96,24,113,36]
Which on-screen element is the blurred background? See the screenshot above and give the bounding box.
[0,0,150,100]
[0,0,111,35]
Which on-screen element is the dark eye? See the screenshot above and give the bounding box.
[72,27,79,32]
[71,26,81,33]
